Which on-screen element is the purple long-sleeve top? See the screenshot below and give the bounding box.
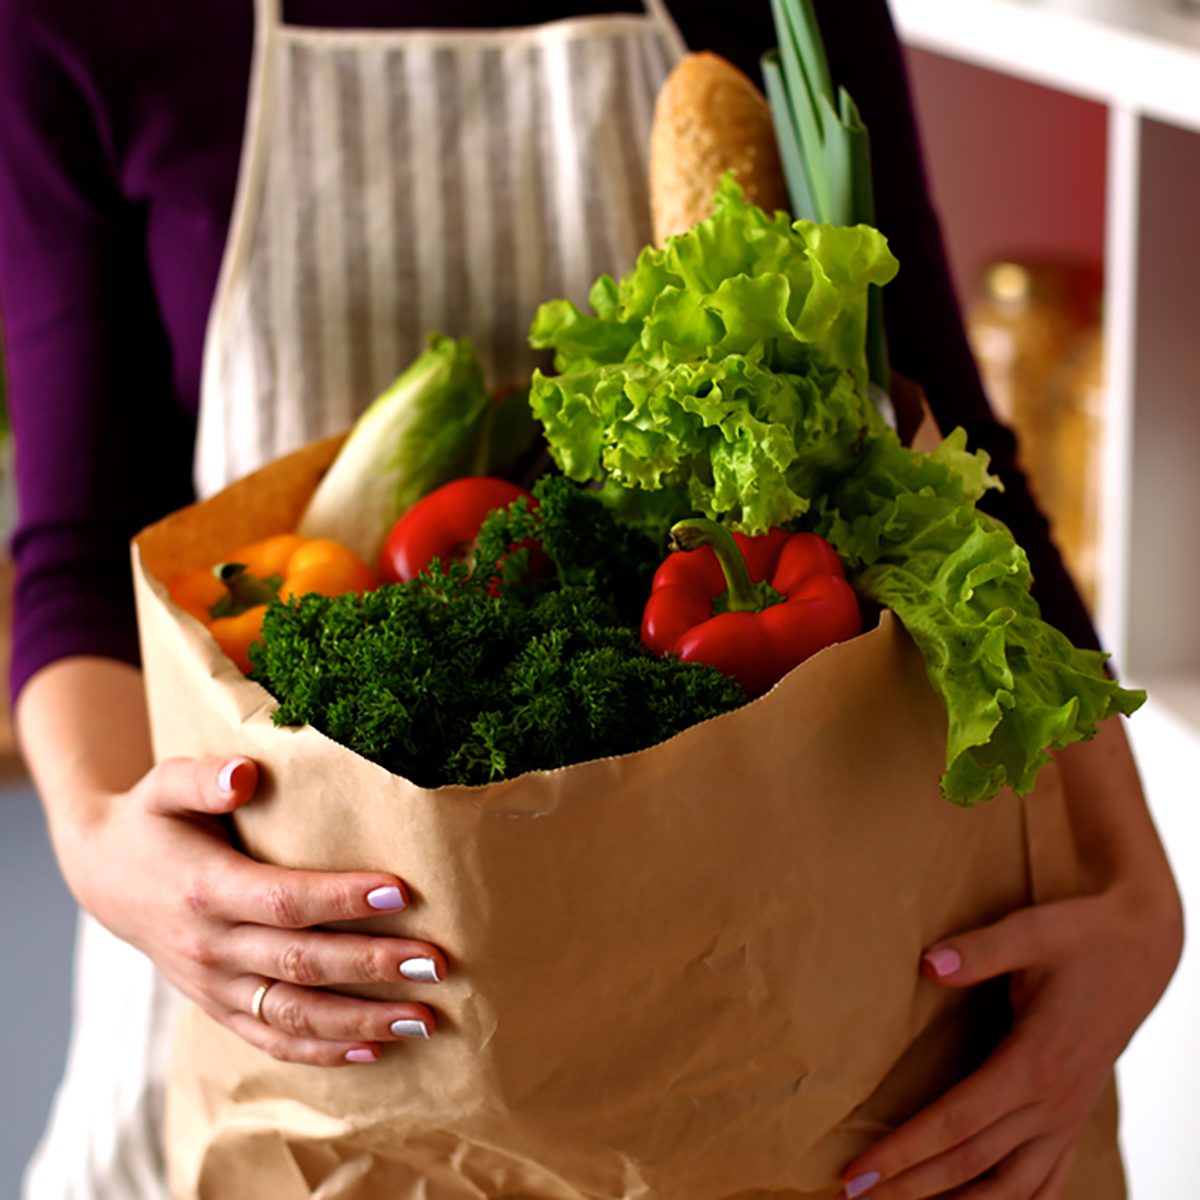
[0,0,1100,706]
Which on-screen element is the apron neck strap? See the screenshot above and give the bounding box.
[255,0,283,34]
[643,0,688,63]
[255,0,684,58]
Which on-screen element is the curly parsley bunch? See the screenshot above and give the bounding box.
[250,477,745,787]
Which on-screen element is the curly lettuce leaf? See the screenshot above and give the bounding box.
[530,352,876,535]
[816,428,1144,804]
[531,175,897,387]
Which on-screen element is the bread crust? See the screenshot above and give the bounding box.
[650,51,789,245]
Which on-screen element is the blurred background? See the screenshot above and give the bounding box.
[893,0,1200,1194]
[2,0,1199,1195]
[0,322,80,1192]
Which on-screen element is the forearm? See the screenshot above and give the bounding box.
[15,656,154,859]
[1056,716,1181,914]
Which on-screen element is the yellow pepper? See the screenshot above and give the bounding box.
[167,534,376,674]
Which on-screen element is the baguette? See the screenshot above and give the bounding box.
[649,51,789,246]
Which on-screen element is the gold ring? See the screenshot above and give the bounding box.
[251,980,276,1025]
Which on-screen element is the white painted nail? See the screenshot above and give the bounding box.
[399,957,441,983]
[390,1019,430,1039]
[366,885,406,912]
[844,1171,881,1198]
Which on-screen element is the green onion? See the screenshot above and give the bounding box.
[764,0,889,389]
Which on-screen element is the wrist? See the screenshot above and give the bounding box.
[43,782,123,913]
[1111,868,1183,932]
[1103,870,1184,981]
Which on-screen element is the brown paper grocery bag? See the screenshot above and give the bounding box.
[133,435,1124,1200]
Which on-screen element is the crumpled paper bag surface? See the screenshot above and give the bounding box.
[132,434,1124,1200]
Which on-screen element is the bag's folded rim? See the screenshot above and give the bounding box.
[133,532,904,801]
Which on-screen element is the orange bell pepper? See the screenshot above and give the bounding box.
[167,534,376,674]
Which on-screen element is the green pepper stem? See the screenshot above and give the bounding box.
[669,518,762,613]
[210,563,280,619]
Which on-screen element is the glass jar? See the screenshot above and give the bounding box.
[967,259,1104,608]
[1048,319,1105,610]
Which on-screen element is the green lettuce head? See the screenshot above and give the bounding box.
[529,175,898,533]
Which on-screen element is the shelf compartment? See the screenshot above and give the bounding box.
[891,0,1200,134]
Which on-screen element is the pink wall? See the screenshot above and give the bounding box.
[901,47,1108,314]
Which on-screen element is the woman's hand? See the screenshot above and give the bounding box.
[54,752,447,1067]
[839,880,1183,1199]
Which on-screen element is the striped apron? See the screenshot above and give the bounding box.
[196,0,685,498]
[23,3,684,1197]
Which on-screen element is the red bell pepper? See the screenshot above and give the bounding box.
[379,476,535,584]
[641,519,861,698]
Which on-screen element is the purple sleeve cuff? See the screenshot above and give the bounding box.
[8,599,143,706]
[7,523,144,705]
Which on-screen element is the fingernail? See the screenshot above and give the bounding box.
[923,947,963,978]
[345,1048,377,1063]
[218,759,248,795]
[366,886,406,911]
[399,957,441,983]
[844,1171,881,1198]
[390,1018,430,1039]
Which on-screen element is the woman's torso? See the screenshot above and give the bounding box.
[64,1,655,427]
[20,5,689,1196]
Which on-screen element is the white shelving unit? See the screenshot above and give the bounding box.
[892,0,1200,132]
[888,2,1200,1195]
[887,0,1200,765]
[892,0,1200,716]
